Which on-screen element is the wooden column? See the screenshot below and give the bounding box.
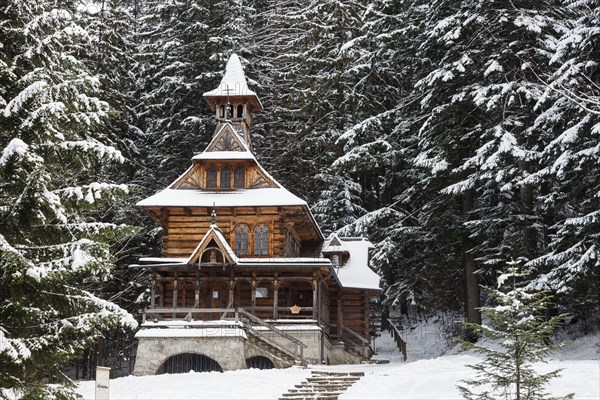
[158,274,164,308]
[150,271,156,310]
[172,271,178,319]
[337,292,344,339]
[273,279,280,320]
[194,268,200,320]
[228,279,235,308]
[312,275,318,320]
[251,275,257,315]
[363,292,370,339]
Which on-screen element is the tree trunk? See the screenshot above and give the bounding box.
[462,190,481,337]
[518,160,537,258]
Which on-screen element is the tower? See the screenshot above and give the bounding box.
[203,54,262,151]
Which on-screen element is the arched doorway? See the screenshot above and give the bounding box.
[246,356,275,370]
[157,353,223,374]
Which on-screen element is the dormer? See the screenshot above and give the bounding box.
[322,235,350,268]
[203,54,262,151]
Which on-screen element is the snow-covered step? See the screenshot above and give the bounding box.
[279,371,364,400]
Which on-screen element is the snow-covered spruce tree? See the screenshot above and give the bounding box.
[408,0,570,325]
[524,0,600,320]
[458,261,574,400]
[269,0,371,200]
[0,1,137,397]
[136,0,258,192]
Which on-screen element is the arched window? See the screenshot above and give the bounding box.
[254,224,269,256]
[234,224,249,256]
[234,166,245,188]
[219,105,225,118]
[237,104,244,118]
[220,166,231,189]
[206,166,217,188]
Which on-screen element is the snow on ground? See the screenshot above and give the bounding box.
[75,320,599,400]
[75,367,312,399]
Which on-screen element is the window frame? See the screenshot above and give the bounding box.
[234,224,250,256]
[234,166,245,189]
[220,166,231,189]
[206,165,217,189]
[253,224,269,256]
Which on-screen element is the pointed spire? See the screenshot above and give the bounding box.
[203,54,262,112]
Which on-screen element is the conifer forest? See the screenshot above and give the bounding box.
[0,0,598,396]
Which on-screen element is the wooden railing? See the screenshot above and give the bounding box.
[383,318,407,361]
[142,307,236,322]
[237,309,306,364]
[342,326,370,358]
[140,307,307,365]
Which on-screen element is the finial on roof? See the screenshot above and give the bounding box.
[211,207,217,226]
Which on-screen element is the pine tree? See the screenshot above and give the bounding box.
[458,261,574,400]
[0,0,137,396]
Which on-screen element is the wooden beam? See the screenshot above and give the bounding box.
[312,276,318,320]
[172,271,178,319]
[160,208,169,235]
[273,278,280,320]
[251,274,257,315]
[151,271,156,310]
[337,293,344,338]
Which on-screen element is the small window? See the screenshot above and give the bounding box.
[206,166,217,188]
[219,105,225,118]
[220,166,231,189]
[332,254,340,266]
[254,224,269,256]
[255,287,268,298]
[234,166,245,188]
[234,224,249,256]
[237,104,244,118]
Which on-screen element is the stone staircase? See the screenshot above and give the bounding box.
[278,371,364,400]
[246,335,296,367]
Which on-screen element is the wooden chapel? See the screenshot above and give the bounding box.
[131,54,381,374]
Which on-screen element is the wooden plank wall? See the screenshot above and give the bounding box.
[328,288,370,340]
[161,207,287,258]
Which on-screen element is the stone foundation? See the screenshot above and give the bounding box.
[133,336,247,375]
[133,323,368,375]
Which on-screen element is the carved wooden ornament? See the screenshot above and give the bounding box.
[289,304,302,314]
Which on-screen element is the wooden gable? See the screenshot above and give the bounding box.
[206,123,247,152]
[187,226,237,265]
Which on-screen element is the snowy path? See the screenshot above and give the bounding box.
[75,332,599,399]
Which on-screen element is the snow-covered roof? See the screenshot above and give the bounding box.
[328,237,381,291]
[322,234,350,254]
[138,257,188,264]
[236,257,331,268]
[187,224,238,264]
[203,54,262,110]
[136,187,308,208]
[135,327,247,339]
[192,150,255,160]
